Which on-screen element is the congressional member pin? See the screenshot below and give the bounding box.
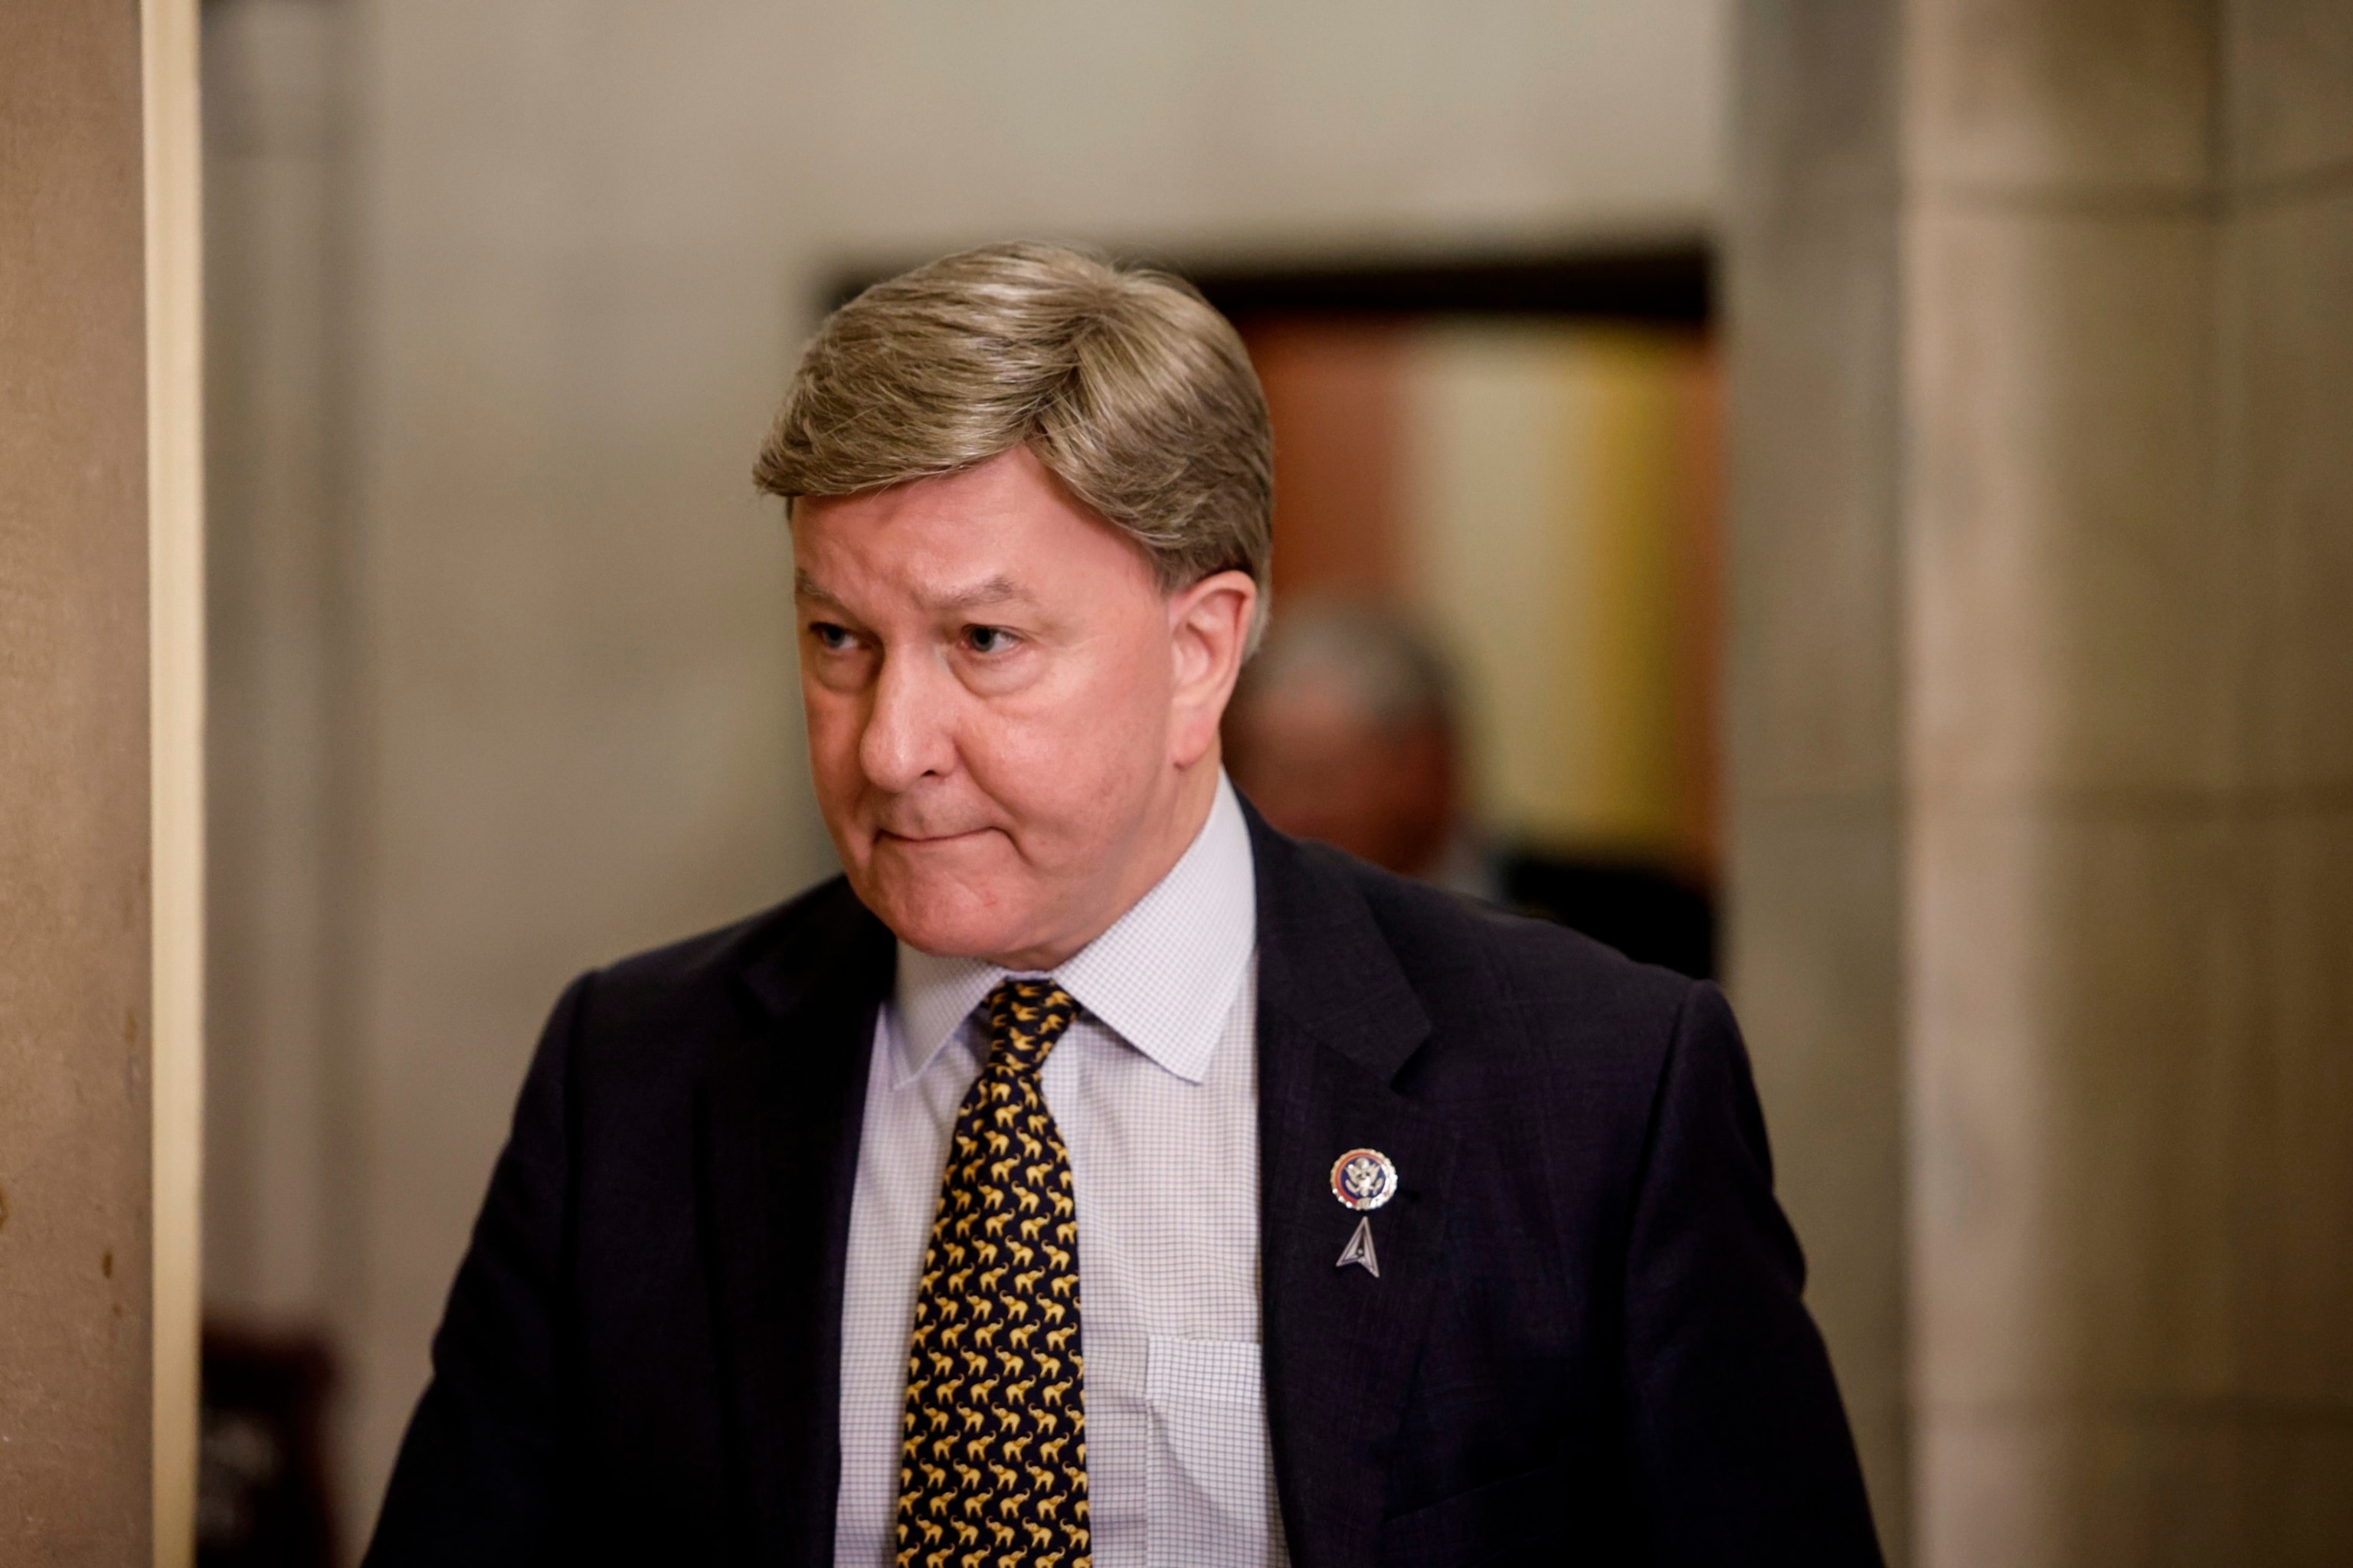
[1330,1147,1399,1212]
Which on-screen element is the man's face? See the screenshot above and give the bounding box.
[792,447,1253,970]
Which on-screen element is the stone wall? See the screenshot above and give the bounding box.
[1725,0,1913,1551]
[1730,2,2353,1561]
[0,1,157,1557]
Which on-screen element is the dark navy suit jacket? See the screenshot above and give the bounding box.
[365,807,1883,1566]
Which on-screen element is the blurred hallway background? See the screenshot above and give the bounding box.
[192,2,2351,1564]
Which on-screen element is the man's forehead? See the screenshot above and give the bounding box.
[793,564,1039,614]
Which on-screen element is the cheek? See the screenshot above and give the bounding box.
[800,685,869,805]
[967,649,1167,828]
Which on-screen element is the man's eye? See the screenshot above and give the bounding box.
[964,625,1016,655]
[810,622,853,650]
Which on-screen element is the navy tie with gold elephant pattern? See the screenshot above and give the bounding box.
[894,980,1090,1568]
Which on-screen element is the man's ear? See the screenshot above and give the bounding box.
[1166,570,1258,770]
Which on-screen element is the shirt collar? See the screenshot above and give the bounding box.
[890,772,1258,1088]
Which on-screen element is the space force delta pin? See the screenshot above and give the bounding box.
[1330,1147,1398,1278]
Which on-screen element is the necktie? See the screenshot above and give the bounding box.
[895,979,1090,1568]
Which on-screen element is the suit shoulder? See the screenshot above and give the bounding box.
[561,875,876,1056]
[1302,852,1712,1163]
[1278,844,1697,1105]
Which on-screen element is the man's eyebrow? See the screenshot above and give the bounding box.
[925,574,1031,614]
[791,569,1036,615]
[793,570,847,610]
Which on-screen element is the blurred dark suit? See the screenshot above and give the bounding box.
[1496,851,1715,981]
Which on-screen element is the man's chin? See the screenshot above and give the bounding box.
[853,849,1034,961]
[874,902,1035,964]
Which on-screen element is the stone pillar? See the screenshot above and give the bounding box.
[1733,2,2353,1563]
[0,0,201,1559]
[1906,2,2353,1561]
[1726,3,1912,1556]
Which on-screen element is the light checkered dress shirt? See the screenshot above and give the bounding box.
[834,774,1288,1568]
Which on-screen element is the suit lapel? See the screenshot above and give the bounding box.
[1249,812,1461,1568]
[699,882,893,1566]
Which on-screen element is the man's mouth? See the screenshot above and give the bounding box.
[875,827,996,847]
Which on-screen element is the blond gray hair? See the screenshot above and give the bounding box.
[754,242,1274,644]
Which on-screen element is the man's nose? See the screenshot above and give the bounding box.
[859,649,958,792]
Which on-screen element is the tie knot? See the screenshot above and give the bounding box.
[983,979,1078,1076]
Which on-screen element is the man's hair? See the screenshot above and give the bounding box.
[754,241,1275,647]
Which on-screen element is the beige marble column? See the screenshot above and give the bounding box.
[1726,3,1913,1557]
[1906,2,2353,1561]
[1734,2,2353,1563]
[0,1,162,1558]
[2224,22,2353,1553]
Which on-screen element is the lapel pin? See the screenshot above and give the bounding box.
[1337,1216,1380,1277]
[1330,1147,1397,1278]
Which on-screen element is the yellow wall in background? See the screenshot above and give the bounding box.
[1407,322,1703,864]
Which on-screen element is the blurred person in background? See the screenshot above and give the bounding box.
[1227,600,1716,978]
[1223,601,1477,894]
[364,244,1877,1568]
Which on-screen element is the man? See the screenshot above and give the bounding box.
[1222,599,1469,889]
[1225,601,1716,979]
[366,244,1881,1567]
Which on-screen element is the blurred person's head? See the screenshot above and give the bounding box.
[755,243,1271,969]
[1224,601,1461,879]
